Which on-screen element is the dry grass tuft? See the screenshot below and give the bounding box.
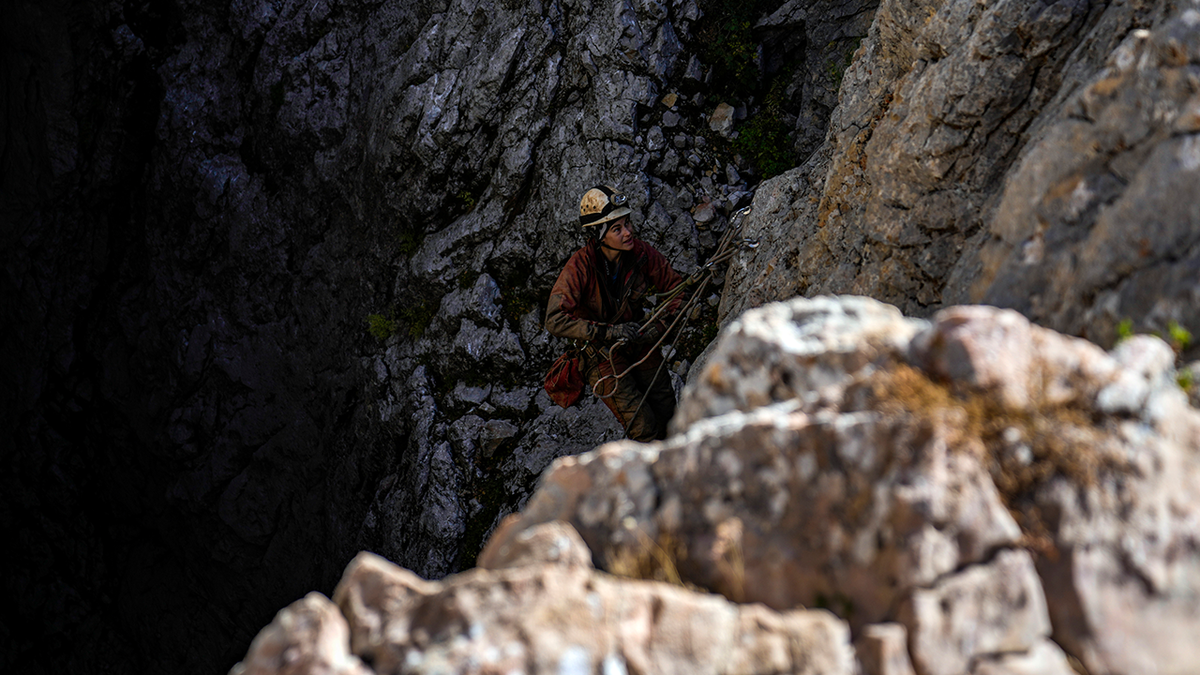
[712,518,746,603]
[605,527,690,588]
[870,363,1132,547]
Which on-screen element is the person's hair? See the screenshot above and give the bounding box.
[591,215,629,242]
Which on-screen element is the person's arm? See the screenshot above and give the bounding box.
[545,252,609,342]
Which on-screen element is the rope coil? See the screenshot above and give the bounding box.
[593,205,756,403]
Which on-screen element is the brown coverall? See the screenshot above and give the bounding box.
[545,238,684,441]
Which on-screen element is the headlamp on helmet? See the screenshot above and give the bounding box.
[579,185,632,234]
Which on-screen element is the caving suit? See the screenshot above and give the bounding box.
[545,238,684,441]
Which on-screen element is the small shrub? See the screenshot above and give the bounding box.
[872,363,1127,542]
[825,57,844,86]
[814,592,856,619]
[709,17,758,92]
[399,301,435,339]
[694,0,775,99]
[457,269,478,290]
[732,66,799,179]
[733,111,794,178]
[1116,318,1134,342]
[824,38,861,90]
[675,306,721,364]
[1167,321,1192,353]
[456,190,476,212]
[366,313,396,341]
[397,229,423,257]
[501,284,540,325]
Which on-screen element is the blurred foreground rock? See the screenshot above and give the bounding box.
[236,296,1200,675]
[231,593,371,675]
[488,296,1200,675]
[238,535,855,675]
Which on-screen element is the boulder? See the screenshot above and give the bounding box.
[855,623,916,675]
[709,103,736,136]
[489,296,1200,675]
[331,546,856,675]
[899,550,1061,675]
[230,593,371,675]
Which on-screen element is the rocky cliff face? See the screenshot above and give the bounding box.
[5,0,1198,673]
[3,0,855,672]
[723,0,1200,358]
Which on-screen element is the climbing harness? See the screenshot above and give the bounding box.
[592,205,758,427]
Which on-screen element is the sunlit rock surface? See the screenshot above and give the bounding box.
[236,296,1200,675]
[483,296,1200,675]
[7,0,1199,671]
[722,0,1200,360]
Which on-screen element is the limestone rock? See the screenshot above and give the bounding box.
[900,550,1053,675]
[433,273,504,330]
[490,296,1200,675]
[724,0,1200,368]
[500,398,1026,632]
[757,0,878,161]
[715,150,832,329]
[236,295,1198,673]
[974,10,1200,352]
[855,623,916,675]
[1031,418,1200,675]
[332,549,856,675]
[479,419,519,458]
[230,593,371,675]
[709,103,736,136]
[692,200,717,224]
[972,641,1079,675]
[679,295,927,426]
[476,520,593,570]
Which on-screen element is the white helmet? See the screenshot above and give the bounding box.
[578,185,631,234]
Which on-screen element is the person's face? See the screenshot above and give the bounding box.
[602,217,634,252]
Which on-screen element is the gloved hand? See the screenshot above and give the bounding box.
[608,322,642,344]
[639,322,664,345]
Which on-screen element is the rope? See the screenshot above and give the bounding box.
[592,206,756,411]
